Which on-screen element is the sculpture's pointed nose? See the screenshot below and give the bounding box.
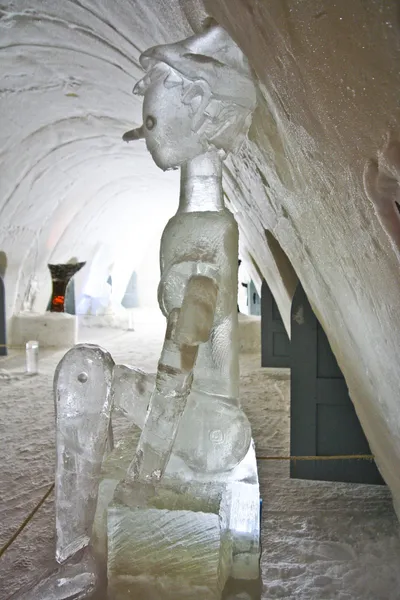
[133,79,146,96]
[122,126,144,142]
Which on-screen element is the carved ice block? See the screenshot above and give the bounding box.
[92,427,141,563]
[54,343,114,563]
[107,482,232,600]
[93,436,260,592]
[166,441,261,582]
[224,444,261,581]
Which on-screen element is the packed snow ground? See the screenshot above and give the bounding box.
[0,310,399,599]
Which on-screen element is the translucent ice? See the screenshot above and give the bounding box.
[92,427,141,563]
[54,344,114,563]
[127,308,199,483]
[115,23,259,490]
[111,366,252,473]
[112,364,154,429]
[10,550,97,600]
[175,389,252,473]
[107,482,232,600]
[19,22,261,600]
[104,441,261,598]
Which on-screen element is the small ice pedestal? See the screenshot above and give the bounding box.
[107,479,232,600]
[11,312,78,348]
[92,439,261,600]
[25,340,39,374]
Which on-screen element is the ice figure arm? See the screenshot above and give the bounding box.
[127,273,219,482]
[112,364,155,429]
[175,274,219,350]
[54,344,114,564]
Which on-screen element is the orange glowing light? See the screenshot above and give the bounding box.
[52,295,65,308]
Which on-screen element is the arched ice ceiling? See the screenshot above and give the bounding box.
[1,0,400,519]
[0,1,196,313]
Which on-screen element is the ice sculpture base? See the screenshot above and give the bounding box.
[107,494,231,600]
[93,433,261,599]
[10,312,78,348]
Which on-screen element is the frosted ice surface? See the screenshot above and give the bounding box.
[158,209,240,399]
[107,482,232,600]
[10,550,97,599]
[127,308,198,483]
[224,446,261,581]
[118,24,258,487]
[112,364,155,428]
[111,368,253,473]
[92,428,141,562]
[91,435,260,596]
[54,344,114,563]
[175,388,252,473]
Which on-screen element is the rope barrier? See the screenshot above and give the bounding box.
[0,344,48,349]
[257,454,374,461]
[0,345,40,350]
[0,483,54,559]
[0,345,28,349]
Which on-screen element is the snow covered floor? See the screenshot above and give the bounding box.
[1,309,400,599]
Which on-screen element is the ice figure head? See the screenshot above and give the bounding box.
[126,23,257,170]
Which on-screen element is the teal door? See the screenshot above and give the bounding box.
[261,279,290,368]
[0,275,6,356]
[290,283,384,484]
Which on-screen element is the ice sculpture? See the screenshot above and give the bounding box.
[48,262,86,313]
[14,22,261,600]
[54,344,115,563]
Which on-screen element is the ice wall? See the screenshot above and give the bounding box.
[205,0,400,517]
[1,0,400,516]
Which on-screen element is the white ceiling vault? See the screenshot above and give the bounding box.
[0,0,196,312]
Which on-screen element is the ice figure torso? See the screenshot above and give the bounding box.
[159,208,239,399]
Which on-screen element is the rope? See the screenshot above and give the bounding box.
[0,483,54,559]
[257,454,374,461]
[0,345,27,349]
[0,344,38,349]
